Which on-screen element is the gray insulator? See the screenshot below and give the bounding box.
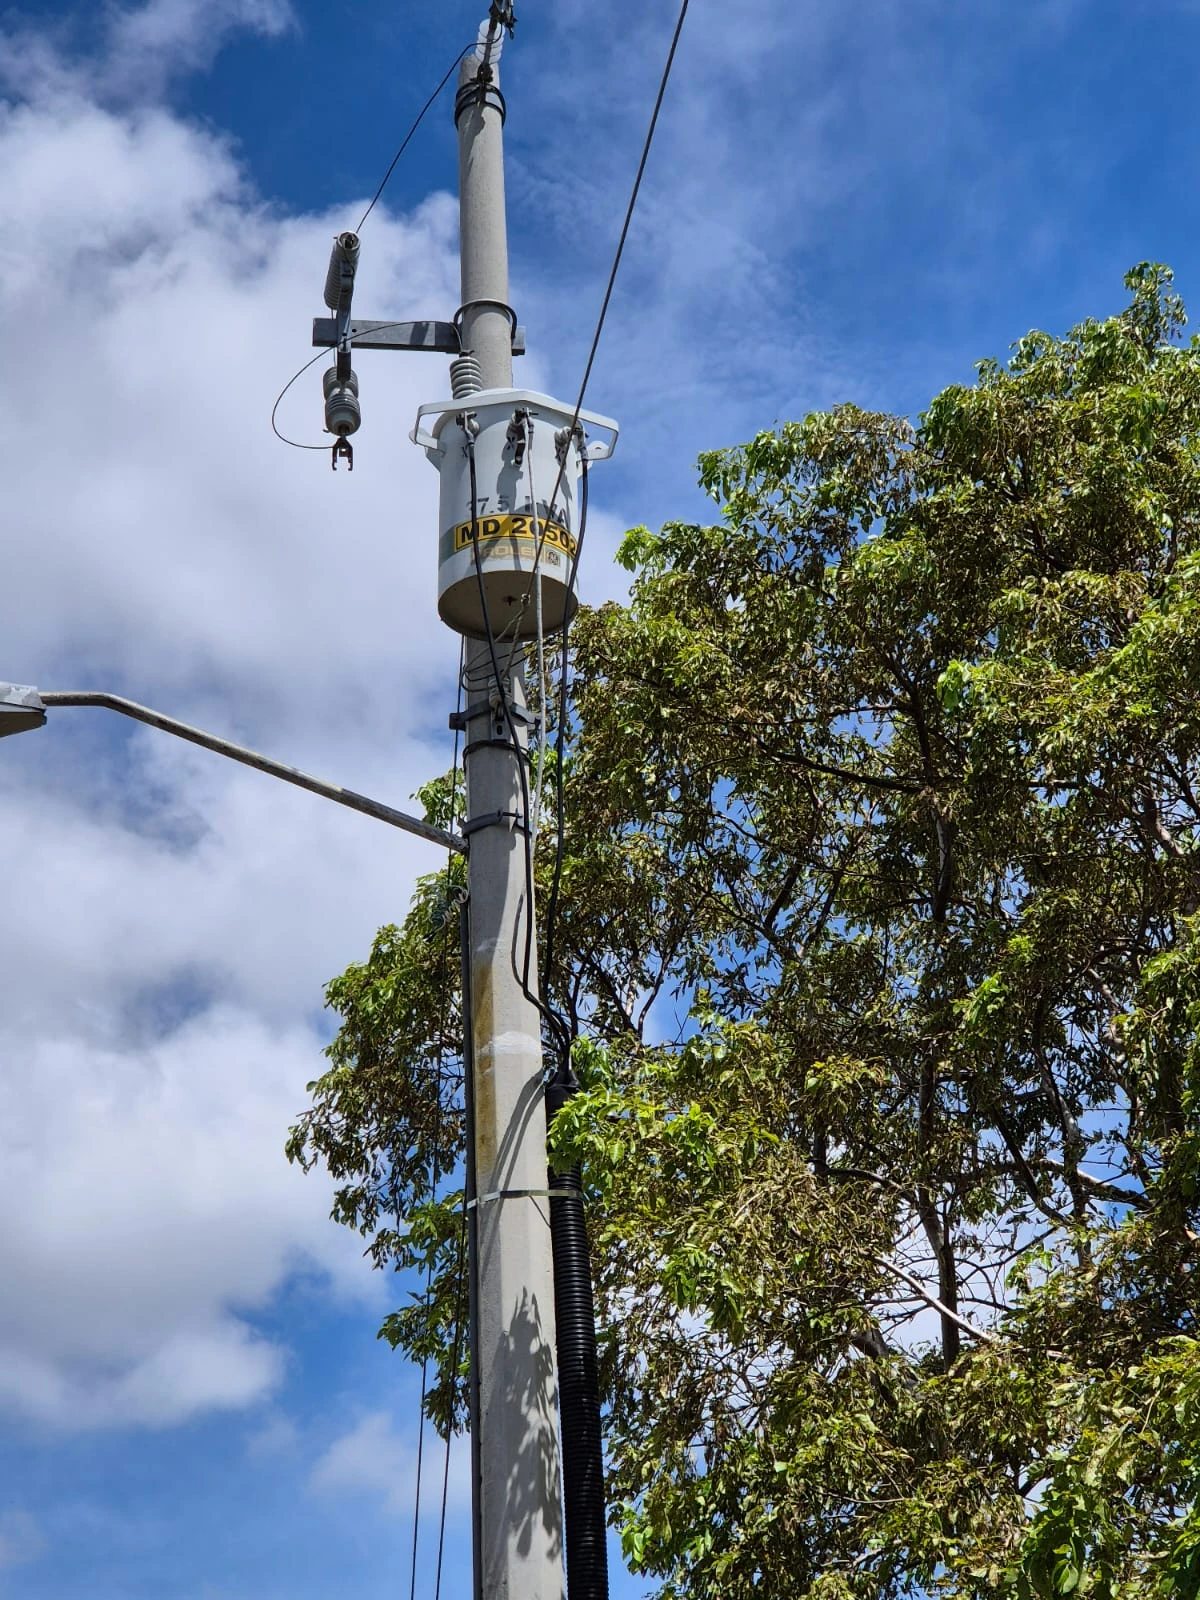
[450,352,483,398]
[323,365,361,437]
[323,231,360,313]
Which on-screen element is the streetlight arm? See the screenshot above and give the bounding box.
[37,691,465,855]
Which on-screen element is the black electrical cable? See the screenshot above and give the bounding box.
[542,460,607,1600]
[546,1148,606,1600]
[271,318,429,453]
[269,348,334,451]
[542,454,588,1059]
[511,0,692,1034]
[510,0,692,629]
[355,45,475,233]
[466,438,570,1055]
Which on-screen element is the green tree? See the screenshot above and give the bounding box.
[289,265,1200,1598]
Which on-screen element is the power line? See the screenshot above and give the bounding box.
[269,348,332,451]
[542,0,692,1049]
[356,46,474,234]
[569,0,691,443]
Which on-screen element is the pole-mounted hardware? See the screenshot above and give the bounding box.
[322,231,362,470]
[489,1,516,37]
[310,242,525,471]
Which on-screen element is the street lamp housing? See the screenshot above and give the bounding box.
[0,684,46,737]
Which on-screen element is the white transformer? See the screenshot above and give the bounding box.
[412,388,619,641]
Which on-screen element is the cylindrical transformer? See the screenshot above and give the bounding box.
[412,388,619,641]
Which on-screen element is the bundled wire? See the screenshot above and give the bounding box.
[465,439,571,1057]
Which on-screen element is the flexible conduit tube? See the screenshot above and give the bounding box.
[546,1080,608,1600]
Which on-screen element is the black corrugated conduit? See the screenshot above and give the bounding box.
[546,1076,608,1600]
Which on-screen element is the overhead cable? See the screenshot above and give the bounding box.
[356,45,475,233]
[539,0,691,1041]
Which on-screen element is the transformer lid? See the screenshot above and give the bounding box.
[411,388,619,461]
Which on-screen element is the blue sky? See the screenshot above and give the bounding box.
[0,1,1198,1596]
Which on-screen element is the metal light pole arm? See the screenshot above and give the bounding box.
[37,691,465,855]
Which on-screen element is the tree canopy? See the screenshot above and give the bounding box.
[288,264,1200,1599]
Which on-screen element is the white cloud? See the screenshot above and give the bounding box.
[0,0,295,104]
[0,19,468,1433]
[244,1409,300,1459]
[309,1410,469,1517]
[0,1008,366,1429]
[105,0,295,93]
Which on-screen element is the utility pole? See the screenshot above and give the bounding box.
[453,39,565,1600]
[311,14,617,1597]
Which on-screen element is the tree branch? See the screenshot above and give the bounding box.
[868,1256,999,1346]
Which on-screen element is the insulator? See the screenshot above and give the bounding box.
[323,231,360,314]
[450,353,483,398]
[323,365,361,437]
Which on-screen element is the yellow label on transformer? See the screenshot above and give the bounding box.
[450,513,576,558]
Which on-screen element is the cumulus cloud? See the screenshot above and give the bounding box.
[0,0,629,1446]
[0,1009,362,1429]
[105,0,295,95]
[0,12,469,1433]
[309,1411,469,1517]
[0,0,294,104]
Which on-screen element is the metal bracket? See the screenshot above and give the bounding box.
[461,810,528,839]
[450,702,533,732]
[467,1189,578,1211]
[489,0,516,36]
[313,317,525,357]
[506,406,531,467]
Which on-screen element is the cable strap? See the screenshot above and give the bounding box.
[461,809,528,838]
[468,1187,578,1210]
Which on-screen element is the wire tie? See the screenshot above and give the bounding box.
[461,809,528,838]
[467,1187,577,1209]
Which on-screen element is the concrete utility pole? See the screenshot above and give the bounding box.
[455,42,565,1600]
[312,15,615,1594]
